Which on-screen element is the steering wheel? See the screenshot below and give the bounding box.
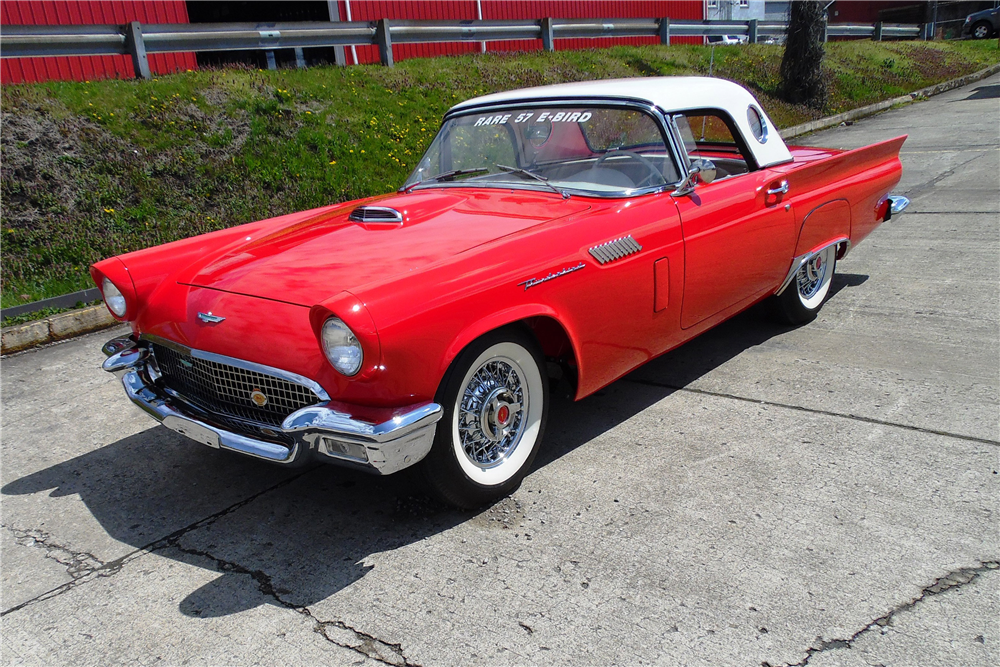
[594,149,664,188]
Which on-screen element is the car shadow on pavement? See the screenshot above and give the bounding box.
[537,271,868,467]
[962,85,1000,100]
[2,272,868,618]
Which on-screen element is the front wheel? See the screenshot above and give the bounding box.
[772,245,837,325]
[420,328,548,509]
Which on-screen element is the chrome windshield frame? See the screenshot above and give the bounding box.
[401,97,689,199]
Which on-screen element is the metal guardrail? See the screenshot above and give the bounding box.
[1,17,925,75]
[1,288,102,321]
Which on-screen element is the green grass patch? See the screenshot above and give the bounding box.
[2,39,997,311]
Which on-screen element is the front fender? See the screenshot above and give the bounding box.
[440,303,582,380]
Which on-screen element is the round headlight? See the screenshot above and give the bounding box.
[102,277,127,318]
[321,317,363,376]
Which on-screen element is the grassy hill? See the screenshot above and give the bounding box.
[2,39,997,313]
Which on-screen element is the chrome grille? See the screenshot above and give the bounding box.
[151,343,322,428]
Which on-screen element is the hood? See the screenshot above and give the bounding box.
[176,189,589,306]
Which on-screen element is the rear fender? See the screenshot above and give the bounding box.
[794,199,852,258]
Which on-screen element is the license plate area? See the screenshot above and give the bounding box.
[163,415,221,449]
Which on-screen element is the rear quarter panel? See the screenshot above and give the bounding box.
[778,136,906,253]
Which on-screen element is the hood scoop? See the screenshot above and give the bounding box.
[349,205,403,225]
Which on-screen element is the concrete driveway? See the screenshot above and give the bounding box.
[2,74,997,667]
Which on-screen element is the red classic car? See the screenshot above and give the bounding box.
[94,77,909,508]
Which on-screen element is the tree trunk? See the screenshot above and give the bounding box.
[779,0,827,109]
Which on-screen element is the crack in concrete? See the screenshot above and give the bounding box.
[895,211,998,215]
[165,542,420,666]
[0,464,417,665]
[1,467,317,617]
[769,560,1000,667]
[626,378,1000,447]
[900,151,989,197]
[3,524,104,578]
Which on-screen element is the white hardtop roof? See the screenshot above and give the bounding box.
[449,76,792,168]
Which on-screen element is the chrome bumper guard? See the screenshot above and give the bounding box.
[102,336,442,474]
[887,195,910,219]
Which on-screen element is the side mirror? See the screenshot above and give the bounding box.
[691,158,716,184]
[671,158,717,197]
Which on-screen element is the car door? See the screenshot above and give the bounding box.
[670,110,797,329]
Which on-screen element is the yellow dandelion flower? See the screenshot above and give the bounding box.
[329,160,337,165]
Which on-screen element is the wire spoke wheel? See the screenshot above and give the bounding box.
[458,358,526,468]
[796,245,835,310]
[421,330,548,509]
[772,244,838,325]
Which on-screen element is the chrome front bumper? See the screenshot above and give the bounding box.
[102,337,442,474]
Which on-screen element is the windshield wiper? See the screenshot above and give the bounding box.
[495,164,569,199]
[403,167,488,192]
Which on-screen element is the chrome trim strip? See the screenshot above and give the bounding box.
[775,237,850,296]
[589,235,643,265]
[106,343,443,474]
[889,195,910,216]
[141,334,331,401]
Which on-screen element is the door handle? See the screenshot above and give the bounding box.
[767,180,789,196]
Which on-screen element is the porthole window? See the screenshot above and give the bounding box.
[747,105,768,144]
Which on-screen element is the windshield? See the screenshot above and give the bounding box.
[403,105,681,196]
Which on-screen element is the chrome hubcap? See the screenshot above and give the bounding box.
[798,254,826,299]
[459,359,526,467]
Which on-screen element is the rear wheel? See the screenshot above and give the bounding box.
[773,245,837,325]
[420,328,548,509]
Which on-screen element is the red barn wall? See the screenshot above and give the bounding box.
[1,1,196,84]
[2,1,703,82]
[336,1,704,65]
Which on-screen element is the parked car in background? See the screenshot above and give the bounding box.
[94,77,909,509]
[706,34,748,45]
[963,7,999,39]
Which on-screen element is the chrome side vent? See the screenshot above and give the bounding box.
[349,206,403,224]
[589,235,642,265]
